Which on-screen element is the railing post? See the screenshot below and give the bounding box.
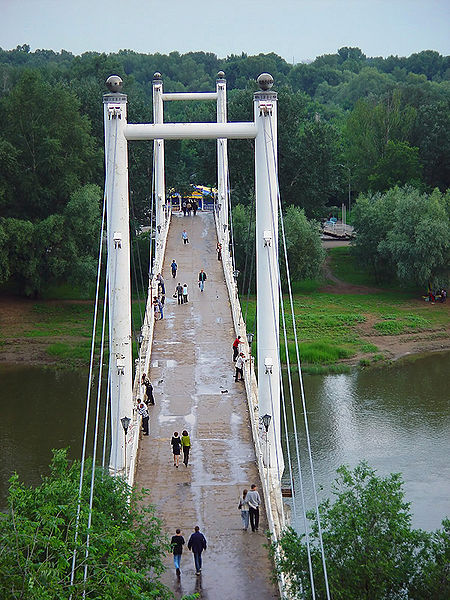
[254,74,284,478]
[103,76,134,475]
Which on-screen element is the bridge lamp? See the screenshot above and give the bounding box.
[121,416,131,478]
[261,413,272,469]
[261,413,272,433]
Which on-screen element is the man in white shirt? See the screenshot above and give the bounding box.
[246,483,261,532]
[235,352,245,382]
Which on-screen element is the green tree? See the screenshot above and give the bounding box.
[281,206,326,282]
[368,140,422,191]
[0,449,171,599]
[0,70,99,220]
[272,462,445,600]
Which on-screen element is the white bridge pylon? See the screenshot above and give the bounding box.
[103,72,284,480]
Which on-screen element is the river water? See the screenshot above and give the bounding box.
[1,354,449,530]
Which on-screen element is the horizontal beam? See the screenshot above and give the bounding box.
[162,92,217,101]
[124,122,257,140]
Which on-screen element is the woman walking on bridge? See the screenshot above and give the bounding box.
[238,488,250,531]
[181,430,191,467]
[171,432,182,467]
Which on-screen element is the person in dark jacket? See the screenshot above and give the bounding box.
[187,526,207,575]
[171,528,185,576]
[171,432,182,467]
[198,269,207,292]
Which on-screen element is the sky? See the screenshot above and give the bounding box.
[1,0,449,62]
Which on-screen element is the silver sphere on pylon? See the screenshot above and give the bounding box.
[106,75,123,93]
[217,70,225,79]
[153,72,162,80]
[257,73,274,91]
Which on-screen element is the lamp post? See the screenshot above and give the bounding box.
[261,413,272,468]
[120,416,131,478]
[338,163,352,216]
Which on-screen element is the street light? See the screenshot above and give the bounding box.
[121,416,131,478]
[261,413,272,468]
[338,163,352,215]
[247,332,254,379]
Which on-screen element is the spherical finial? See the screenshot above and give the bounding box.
[257,73,274,91]
[217,70,225,79]
[106,75,123,93]
[153,72,162,80]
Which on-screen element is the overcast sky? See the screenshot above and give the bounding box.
[2,0,449,62]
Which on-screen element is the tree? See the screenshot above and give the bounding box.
[0,449,172,599]
[0,70,99,220]
[368,140,422,191]
[271,462,446,600]
[281,206,325,282]
[352,186,450,288]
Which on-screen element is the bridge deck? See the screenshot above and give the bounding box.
[135,212,279,599]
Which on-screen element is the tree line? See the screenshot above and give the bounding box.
[0,45,448,294]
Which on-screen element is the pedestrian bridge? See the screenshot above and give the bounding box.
[80,71,327,600]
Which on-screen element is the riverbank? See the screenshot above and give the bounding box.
[1,248,449,371]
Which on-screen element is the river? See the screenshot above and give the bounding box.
[1,354,449,530]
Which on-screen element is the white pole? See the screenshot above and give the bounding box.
[254,74,284,478]
[103,77,134,475]
[153,73,166,253]
[216,72,229,254]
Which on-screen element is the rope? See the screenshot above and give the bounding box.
[267,118,331,600]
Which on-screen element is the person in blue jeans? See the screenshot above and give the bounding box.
[187,526,207,575]
[171,528,185,576]
[198,269,207,292]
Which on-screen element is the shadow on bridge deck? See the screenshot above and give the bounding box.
[135,212,279,599]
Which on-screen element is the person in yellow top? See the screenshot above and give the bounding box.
[181,430,191,467]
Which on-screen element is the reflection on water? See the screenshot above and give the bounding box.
[0,364,106,511]
[284,352,450,532]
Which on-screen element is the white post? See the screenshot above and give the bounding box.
[254,74,284,478]
[153,73,166,254]
[216,71,229,254]
[103,77,134,475]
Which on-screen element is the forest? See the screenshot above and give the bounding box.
[0,44,449,294]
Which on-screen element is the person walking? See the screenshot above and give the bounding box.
[246,484,261,532]
[156,273,165,295]
[176,282,184,305]
[192,200,198,216]
[138,402,149,436]
[141,374,155,406]
[238,489,250,531]
[235,352,245,382]
[171,259,178,278]
[182,283,189,303]
[216,242,222,261]
[171,431,182,467]
[181,430,191,467]
[171,528,185,576]
[182,229,189,244]
[153,296,163,320]
[198,269,207,292]
[187,526,207,575]
[232,336,242,362]
[182,200,187,216]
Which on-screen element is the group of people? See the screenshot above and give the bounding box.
[426,288,447,304]
[170,430,191,467]
[138,373,155,436]
[170,526,207,576]
[181,199,198,216]
[232,335,247,382]
[238,484,261,532]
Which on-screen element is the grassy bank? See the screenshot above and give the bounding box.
[1,248,448,371]
[241,248,449,374]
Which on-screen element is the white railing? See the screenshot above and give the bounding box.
[126,212,172,488]
[214,209,288,598]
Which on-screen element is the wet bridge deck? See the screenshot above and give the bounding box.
[135,212,279,599]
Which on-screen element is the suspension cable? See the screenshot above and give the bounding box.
[69,177,109,589]
[262,122,318,598]
[82,270,109,594]
[267,118,331,600]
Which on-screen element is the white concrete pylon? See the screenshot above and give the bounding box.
[153,73,166,248]
[216,72,229,253]
[254,74,284,479]
[103,79,134,475]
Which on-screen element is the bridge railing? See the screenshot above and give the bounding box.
[214,208,288,597]
[126,211,172,488]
